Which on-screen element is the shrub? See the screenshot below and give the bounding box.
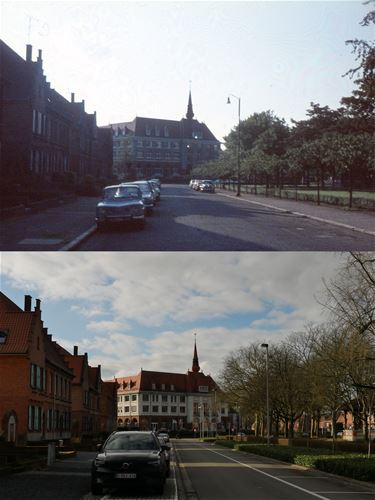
[315,457,375,482]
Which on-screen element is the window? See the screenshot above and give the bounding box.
[171,406,177,413]
[180,395,185,403]
[143,394,149,401]
[151,394,159,402]
[131,406,136,412]
[143,405,149,412]
[131,394,137,401]
[151,383,156,390]
[152,406,158,413]
[199,386,209,392]
[161,384,165,390]
[155,126,160,136]
[180,406,186,413]
[145,126,151,136]
[125,395,130,401]
[164,126,169,137]
[170,384,175,391]
[162,406,168,413]
[162,395,168,402]
[124,406,130,413]
[171,395,177,403]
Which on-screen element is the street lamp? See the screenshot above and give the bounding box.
[227,94,241,197]
[261,343,270,445]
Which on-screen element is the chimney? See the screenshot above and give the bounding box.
[26,44,32,62]
[82,99,85,111]
[35,299,41,311]
[37,49,42,62]
[24,295,32,311]
[73,345,78,356]
[71,92,75,103]
[43,327,48,335]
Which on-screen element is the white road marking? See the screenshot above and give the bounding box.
[205,447,332,500]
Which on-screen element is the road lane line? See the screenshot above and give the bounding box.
[205,447,331,500]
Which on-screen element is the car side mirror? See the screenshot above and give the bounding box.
[96,443,102,451]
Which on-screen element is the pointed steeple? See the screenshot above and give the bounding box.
[192,333,200,373]
[186,86,194,120]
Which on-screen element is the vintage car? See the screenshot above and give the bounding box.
[122,181,156,215]
[91,431,168,495]
[96,185,145,230]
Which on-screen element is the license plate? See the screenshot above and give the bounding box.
[116,473,136,479]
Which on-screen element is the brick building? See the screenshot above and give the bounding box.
[114,340,228,433]
[0,292,73,445]
[0,292,117,444]
[0,40,113,194]
[105,91,220,181]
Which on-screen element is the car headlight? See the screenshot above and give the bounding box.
[147,459,161,466]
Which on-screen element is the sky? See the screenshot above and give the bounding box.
[0,252,345,381]
[1,1,372,142]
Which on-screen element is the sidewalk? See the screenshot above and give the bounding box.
[217,188,375,237]
[0,197,98,251]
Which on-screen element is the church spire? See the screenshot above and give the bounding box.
[192,333,200,372]
[186,84,194,120]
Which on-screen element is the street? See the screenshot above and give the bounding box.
[174,440,375,500]
[0,451,178,500]
[2,442,374,500]
[77,185,374,251]
[1,185,374,251]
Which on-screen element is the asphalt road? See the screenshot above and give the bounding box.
[174,440,375,500]
[76,185,375,251]
[0,451,178,500]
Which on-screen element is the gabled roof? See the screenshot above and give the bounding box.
[89,365,101,390]
[44,338,73,376]
[0,311,34,354]
[115,369,217,394]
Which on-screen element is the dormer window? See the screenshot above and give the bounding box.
[145,126,151,136]
[152,383,156,390]
[0,330,8,344]
[164,126,169,137]
[155,126,160,137]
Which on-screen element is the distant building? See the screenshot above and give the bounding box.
[104,92,220,181]
[0,40,112,191]
[113,340,228,434]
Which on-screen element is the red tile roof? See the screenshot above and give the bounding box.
[0,311,34,354]
[115,369,218,394]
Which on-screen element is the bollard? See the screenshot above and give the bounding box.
[47,442,56,465]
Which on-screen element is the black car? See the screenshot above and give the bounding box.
[91,431,168,495]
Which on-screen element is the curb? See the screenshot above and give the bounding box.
[217,192,375,238]
[59,225,97,251]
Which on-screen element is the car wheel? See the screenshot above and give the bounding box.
[91,478,103,495]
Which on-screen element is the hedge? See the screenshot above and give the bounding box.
[216,442,375,482]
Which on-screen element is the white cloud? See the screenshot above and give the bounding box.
[1,252,345,377]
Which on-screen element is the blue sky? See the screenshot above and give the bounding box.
[1,252,344,380]
[1,1,372,142]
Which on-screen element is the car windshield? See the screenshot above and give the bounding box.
[104,187,140,200]
[104,434,159,451]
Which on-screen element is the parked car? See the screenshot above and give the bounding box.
[189,179,196,188]
[91,431,168,495]
[122,181,155,215]
[150,178,161,188]
[192,180,201,190]
[199,180,215,193]
[157,432,170,443]
[96,185,145,231]
[149,180,161,201]
[157,436,171,476]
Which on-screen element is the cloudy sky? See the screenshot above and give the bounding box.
[1,1,372,142]
[1,252,344,380]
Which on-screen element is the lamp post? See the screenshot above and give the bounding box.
[261,343,270,445]
[227,94,241,196]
